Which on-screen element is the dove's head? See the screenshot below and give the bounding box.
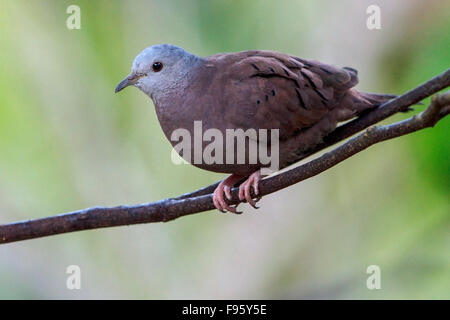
[115,44,202,99]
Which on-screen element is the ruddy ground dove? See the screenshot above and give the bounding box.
[116,44,394,213]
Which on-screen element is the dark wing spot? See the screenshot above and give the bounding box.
[265,95,269,101]
[295,89,307,110]
[313,87,328,101]
[257,100,261,105]
[343,66,358,75]
[300,71,316,88]
[251,63,260,71]
[270,67,275,73]
[271,90,276,96]
[319,67,333,74]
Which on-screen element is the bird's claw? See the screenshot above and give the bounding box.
[238,171,262,209]
[212,171,262,213]
[212,174,244,214]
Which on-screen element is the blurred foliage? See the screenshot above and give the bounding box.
[380,4,450,191]
[0,0,448,299]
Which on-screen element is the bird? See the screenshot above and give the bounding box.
[115,44,395,213]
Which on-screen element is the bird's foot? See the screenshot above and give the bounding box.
[238,170,262,209]
[212,174,245,214]
[212,171,263,213]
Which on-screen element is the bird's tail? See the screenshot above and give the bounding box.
[359,92,397,106]
[358,92,414,112]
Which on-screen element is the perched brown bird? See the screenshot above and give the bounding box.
[116,44,394,213]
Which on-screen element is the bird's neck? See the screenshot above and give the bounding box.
[151,56,216,139]
[153,55,204,97]
[152,55,206,113]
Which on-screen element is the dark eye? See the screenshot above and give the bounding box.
[152,62,163,72]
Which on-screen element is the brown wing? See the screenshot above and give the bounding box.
[217,51,359,140]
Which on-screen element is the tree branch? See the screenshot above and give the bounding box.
[1,69,449,245]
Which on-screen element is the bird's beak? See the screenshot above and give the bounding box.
[115,74,138,93]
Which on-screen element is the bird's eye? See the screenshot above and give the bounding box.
[152,62,163,72]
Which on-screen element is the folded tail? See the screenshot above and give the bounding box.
[359,92,397,106]
[358,91,415,112]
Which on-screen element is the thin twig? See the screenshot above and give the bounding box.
[0,70,449,245]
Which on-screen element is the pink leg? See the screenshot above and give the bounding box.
[213,174,245,213]
[238,170,262,208]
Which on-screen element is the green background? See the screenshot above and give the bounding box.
[0,0,448,299]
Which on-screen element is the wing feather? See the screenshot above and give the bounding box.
[218,51,358,140]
